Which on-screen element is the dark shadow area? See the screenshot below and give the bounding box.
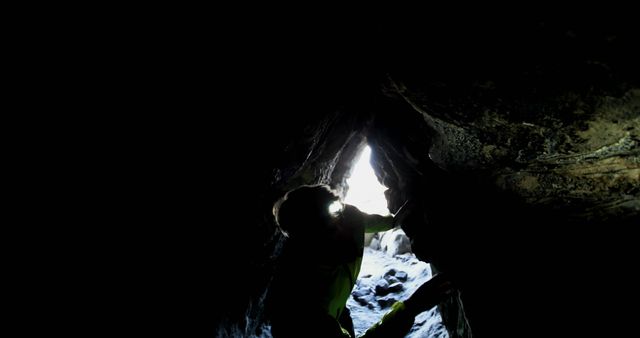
[99,8,639,337]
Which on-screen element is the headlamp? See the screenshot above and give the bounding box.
[328,201,344,216]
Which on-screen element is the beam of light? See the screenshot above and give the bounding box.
[344,145,390,216]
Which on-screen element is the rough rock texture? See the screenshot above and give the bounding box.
[379,228,413,257]
[200,13,640,338]
[389,79,639,222]
[367,14,640,337]
[347,248,447,338]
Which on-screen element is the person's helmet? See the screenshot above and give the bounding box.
[273,184,339,237]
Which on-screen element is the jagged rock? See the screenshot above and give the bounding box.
[380,228,412,257]
[387,282,404,293]
[375,279,404,296]
[375,279,390,295]
[395,271,408,282]
[384,269,397,277]
[352,287,371,297]
[369,235,381,251]
[352,288,373,306]
[384,275,400,284]
[353,296,369,306]
[377,295,399,309]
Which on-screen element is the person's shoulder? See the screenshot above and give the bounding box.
[343,204,363,216]
[342,204,367,228]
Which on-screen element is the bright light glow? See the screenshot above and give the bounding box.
[344,146,390,216]
[328,201,344,215]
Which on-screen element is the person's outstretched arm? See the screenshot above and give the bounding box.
[342,204,394,233]
[362,213,394,233]
[353,199,413,233]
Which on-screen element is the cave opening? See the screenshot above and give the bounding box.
[344,145,390,216]
[342,144,447,338]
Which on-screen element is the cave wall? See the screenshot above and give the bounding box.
[192,12,640,337]
[368,95,638,336]
[367,14,640,337]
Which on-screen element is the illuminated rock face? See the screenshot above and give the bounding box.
[378,228,412,257]
[366,64,638,338]
[384,79,639,223]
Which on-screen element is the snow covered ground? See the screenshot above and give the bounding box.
[347,247,448,338]
[217,247,448,338]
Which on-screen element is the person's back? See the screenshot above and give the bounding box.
[267,238,355,337]
[266,186,370,337]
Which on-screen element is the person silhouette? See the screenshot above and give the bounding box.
[266,184,453,338]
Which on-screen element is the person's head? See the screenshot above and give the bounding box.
[273,184,341,238]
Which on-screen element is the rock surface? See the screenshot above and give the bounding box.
[347,248,447,338]
[379,228,413,257]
